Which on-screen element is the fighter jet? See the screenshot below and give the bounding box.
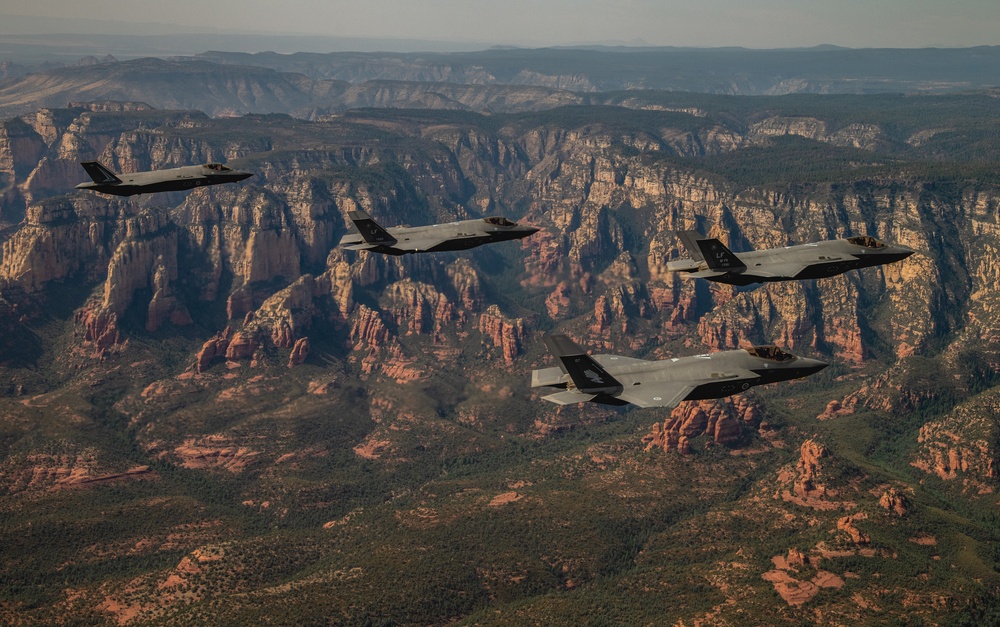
[667,230,914,286]
[531,334,827,408]
[339,209,539,255]
[76,161,252,196]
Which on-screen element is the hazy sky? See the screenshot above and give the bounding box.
[4,0,1000,48]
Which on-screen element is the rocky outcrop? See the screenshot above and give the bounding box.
[0,450,153,493]
[288,337,310,367]
[762,547,845,607]
[643,397,761,453]
[478,305,526,365]
[225,330,259,361]
[249,274,318,348]
[173,437,260,473]
[775,439,857,511]
[879,488,909,516]
[348,305,421,381]
[837,514,871,545]
[911,389,999,494]
[75,305,121,355]
[798,439,829,480]
[195,328,233,373]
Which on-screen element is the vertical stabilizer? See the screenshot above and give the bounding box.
[694,238,747,272]
[80,161,121,185]
[543,335,623,396]
[349,210,397,245]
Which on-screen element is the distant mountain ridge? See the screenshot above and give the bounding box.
[3,54,1000,125]
[195,46,1000,94]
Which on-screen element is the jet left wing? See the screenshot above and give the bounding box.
[616,382,697,409]
[392,232,486,252]
[746,262,808,279]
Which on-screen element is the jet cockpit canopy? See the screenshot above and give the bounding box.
[204,163,233,171]
[746,345,795,362]
[483,217,516,227]
[846,235,886,249]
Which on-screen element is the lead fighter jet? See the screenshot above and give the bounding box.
[76,161,252,196]
[668,230,913,286]
[531,334,827,408]
[339,209,538,255]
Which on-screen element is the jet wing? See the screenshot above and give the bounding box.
[616,382,697,409]
[592,354,649,367]
[746,262,808,279]
[392,232,485,252]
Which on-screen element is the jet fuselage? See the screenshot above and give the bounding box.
[531,343,827,408]
[670,235,914,285]
[76,163,253,196]
[339,217,538,255]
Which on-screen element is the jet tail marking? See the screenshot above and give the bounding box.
[694,238,747,272]
[543,334,623,396]
[80,161,121,185]
[349,210,397,245]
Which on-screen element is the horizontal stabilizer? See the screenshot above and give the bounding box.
[531,366,566,388]
[80,161,121,185]
[666,259,702,273]
[542,390,596,405]
[679,269,726,280]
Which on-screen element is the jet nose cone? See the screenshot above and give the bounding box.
[235,171,254,181]
[799,357,829,373]
[523,226,540,235]
[888,246,915,262]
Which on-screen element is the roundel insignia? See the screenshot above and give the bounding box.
[653,396,662,401]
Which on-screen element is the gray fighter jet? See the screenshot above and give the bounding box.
[339,209,539,255]
[76,161,252,196]
[667,230,914,286]
[531,334,827,408]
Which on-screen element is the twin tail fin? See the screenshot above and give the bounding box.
[543,334,623,396]
[676,229,747,272]
[349,210,397,245]
[80,161,121,185]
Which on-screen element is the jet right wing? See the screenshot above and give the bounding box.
[616,382,697,409]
